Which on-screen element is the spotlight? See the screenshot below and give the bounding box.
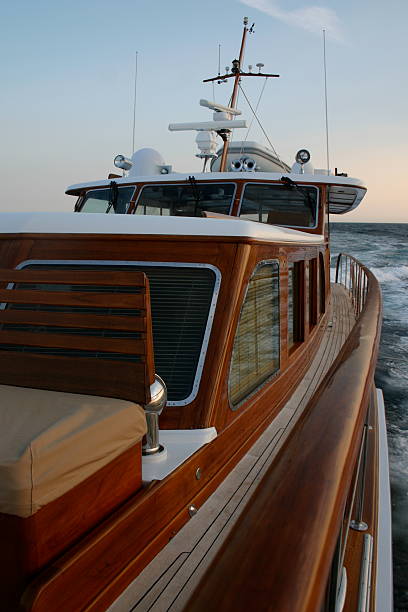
[295,149,311,164]
[114,155,133,171]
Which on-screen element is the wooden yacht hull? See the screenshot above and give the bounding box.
[0,217,390,611]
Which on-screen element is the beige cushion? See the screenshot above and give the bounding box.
[0,384,147,518]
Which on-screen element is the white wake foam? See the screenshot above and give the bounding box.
[370,265,408,284]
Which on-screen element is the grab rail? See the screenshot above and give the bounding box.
[186,258,382,611]
[335,252,369,317]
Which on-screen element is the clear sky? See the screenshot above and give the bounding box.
[1,0,407,222]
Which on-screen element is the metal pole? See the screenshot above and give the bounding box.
[219,22,249,172]
[323,30,330,175]
[335,253,341,283]
[131,51,138,155]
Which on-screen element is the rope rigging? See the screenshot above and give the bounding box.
[238,81,287,171]
[240,76,269,153]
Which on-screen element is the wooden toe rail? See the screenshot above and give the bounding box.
[0,268,155,403]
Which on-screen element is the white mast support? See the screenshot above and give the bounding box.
[199,99,242,116]
[168,120,247,132]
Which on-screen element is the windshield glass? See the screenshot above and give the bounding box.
[79,186,135,214]
[134,183,235,216]
[240,183,318,228]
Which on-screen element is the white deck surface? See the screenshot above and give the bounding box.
[107,284,355,612]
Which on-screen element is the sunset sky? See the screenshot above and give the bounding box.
[1,0,407,222]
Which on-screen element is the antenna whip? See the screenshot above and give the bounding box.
[131,51,138,154]
[323,30,330,174]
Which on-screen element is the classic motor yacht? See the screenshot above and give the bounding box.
[0,18,392,612]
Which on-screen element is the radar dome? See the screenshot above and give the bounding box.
[129,148,166,177]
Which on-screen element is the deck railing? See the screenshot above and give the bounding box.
[335,252,370,317]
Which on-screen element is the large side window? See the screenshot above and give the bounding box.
[239,183,318,228]
[229,262,280,407]
[288,261,304,350]
[134,183,235,217]
[79,186,135,214]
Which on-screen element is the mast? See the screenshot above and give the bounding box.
[218,20,249,172]
[202,19,280,173]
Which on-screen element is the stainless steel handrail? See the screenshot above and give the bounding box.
[335,253,369,317]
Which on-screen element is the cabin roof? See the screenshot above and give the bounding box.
[65,171,366,195]
[0,212,324,244]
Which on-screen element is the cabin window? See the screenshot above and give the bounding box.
[13,262,220,406]
[78,186,135,214]
[229,261,280,408]
[288,261,304,349]
[239,183,318,228]
[134,183,235,216]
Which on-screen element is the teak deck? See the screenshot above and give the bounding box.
[107,283,356,611]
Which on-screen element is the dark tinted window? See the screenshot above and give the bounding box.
[135,183,235,216]
[240,183,318,227]
[288,261,304,349]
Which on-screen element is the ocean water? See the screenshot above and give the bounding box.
[330,223,408,609]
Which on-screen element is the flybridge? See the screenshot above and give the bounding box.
[65,16,367,217]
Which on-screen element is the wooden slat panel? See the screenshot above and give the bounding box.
[0,269,147,286]
[0,289,145,309]
[0,309,146,331]
[0,331,145,355]
[0,268,155,404]
[143,276,155,385]
[0,352,148,403]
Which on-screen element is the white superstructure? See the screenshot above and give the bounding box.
[0,212,324,243]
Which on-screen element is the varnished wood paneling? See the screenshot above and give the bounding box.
[0,268,148,285]
[0,309,147,331]
[0,288,146,309]
[0,444,142,611]
[0,352,148,402]
[0,329,146,354]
